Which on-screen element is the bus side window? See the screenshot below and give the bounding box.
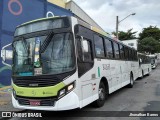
[131,50,134,61]
[119,45,125,60]
[77,36,92,62]
[77,36,93,77]
[135,51,138,61]
[129,49,132,61]
[134,50,137,61]
[113,42,120,59]
[94,35,105,58]
[105,39,114,59]
[82,39,92,62]
[124,47,129,60]
[133,50,135,61]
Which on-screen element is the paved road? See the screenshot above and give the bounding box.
[5,64,160,120]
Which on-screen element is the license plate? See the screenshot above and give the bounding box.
[29,100,41,106]
[34,68,42,75]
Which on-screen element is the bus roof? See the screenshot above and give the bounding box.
[17,16,136,50]
[17,16,61,27]
[76,17,135,50]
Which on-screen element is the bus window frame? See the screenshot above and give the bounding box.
[113,41,120,60]
[104,38,114,59]
[93,34,106,59]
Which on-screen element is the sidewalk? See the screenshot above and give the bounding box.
[0,86,21,111]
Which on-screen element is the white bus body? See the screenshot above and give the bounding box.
[148,54,158,69]
[11,16,149,111]
[138,53,152,77]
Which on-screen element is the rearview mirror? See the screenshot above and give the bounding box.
[1,43,12,67]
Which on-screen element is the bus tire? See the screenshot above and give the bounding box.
[146,68,150,76]
[93,81,106,108]
[128,73,134,88]
[140,70,144,79]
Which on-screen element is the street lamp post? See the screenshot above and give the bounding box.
[116,13,136,40]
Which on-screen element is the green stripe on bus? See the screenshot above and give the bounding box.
[98,67,100,77]
[13,82,65,97]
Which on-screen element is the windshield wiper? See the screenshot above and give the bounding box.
[40,32,54,53]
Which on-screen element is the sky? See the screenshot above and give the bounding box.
[72,0,160,36]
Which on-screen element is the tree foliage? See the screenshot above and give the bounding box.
[139,26,160,42]
[112,28,137,40]
[138,37,160,54]
[138,26,160,53]
[111,26,160,53]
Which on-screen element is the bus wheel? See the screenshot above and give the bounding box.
[146,68,150,76]
[128,74,134,88]
[142,70,144,78]
[93,82,106,108]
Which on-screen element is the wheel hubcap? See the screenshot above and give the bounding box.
[99,87,105,100]
[131,77,133,85]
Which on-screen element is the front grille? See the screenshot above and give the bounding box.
[17,96,56,106]
[13,75,60,87]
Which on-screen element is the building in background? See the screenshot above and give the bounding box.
[0,0,105,87]
[122,39,138,50]
[65,1,105,32]
[0,0,73,87]
[48,0,67,8]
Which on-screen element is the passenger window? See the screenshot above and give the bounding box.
[128,49,132,60]
[105,39,114,59]
[77,37,92,62]
[135,51,138,61]
[124,47,129,60]
[119,45,124,59]
[132,50,136,61]
[113,42,120,59]
[82,39,92,62]
[94,35,105,58]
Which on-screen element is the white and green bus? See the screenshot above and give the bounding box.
[138,53,151,77]
[12,16,141,111]
[148,54,158,69]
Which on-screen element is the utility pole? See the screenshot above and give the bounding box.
[116,16,118,40]
[116,13,136,40]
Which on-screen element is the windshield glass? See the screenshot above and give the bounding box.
[150,58,155,64]
[13,33,75,76]
[15,18,69,36]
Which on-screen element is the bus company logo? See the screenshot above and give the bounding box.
[31,91,36,96]
[42,91,53,95]
[2,112,12,117]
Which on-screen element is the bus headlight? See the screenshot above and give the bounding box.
[58,81,75,99]
[67,84,74,91]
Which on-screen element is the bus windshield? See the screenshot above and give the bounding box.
[14,18,69,36]
[150,58,155,64]
[13,33,75,76]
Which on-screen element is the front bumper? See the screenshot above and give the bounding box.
[12,91,79,111]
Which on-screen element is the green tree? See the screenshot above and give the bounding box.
[139,26,160,42]
[138,37,160,54]
[112,28,137,40]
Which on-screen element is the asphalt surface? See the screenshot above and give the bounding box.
[1,63,160,120]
